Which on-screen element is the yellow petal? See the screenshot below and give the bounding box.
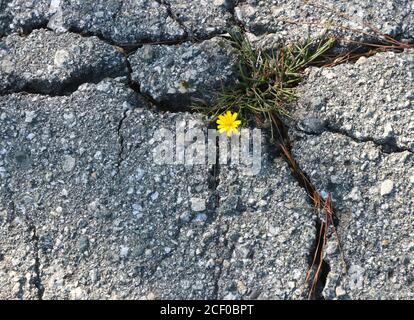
[232,112,238,120]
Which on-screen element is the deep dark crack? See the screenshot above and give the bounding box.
[230,0,247,31]
[296,124,413,154]
[323,124,413,154]
[115,109,130,175]
[271,114,338,300]
[306,220,332,300]
[157,0,189,38]
[204,124,227,299]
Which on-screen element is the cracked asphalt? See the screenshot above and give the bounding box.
[0,0,413,300]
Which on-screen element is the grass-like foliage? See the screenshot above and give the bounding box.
[196,29,335,136]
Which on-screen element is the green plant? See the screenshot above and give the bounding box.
[195,28,335,140]
[194,29,339,299]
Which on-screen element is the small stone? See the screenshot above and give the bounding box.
[26,133,35,140]
[62,155,76,172]
[140,45,154,61]
[70,287,85,299]
[335,286,346,297]
[222,259,230,269]
[321,69,335,79]
[193,213,207,222]
[146,292,157,300]
[236,245,252,259]
[132,203,143,217]
[355,56,367,65]
[223,292,238,300]
[24,111,36,123]
[191,197,206,212]
[54,49,70,67]
[380,179,394,196]
[249,289,261,299]
[214,0,226,6]
[179,211,191,222]
[237,280,247,295]
[150,192,159,201]
[120,246,129,258]
[78,236,89,252]
[93,151,102,160]
[298,116,326,134]
[383,123,394,138]
[89,269,98,284]
[325,241,338,255]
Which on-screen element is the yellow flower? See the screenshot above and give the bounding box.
[216,111,241,137]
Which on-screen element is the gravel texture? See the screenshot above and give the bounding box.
[164,0,235,38]
[0,29,128,95]
[1,0,414,301]
[0,79,142,299]
[235,0,414,46]
[0,0,52,37]
[290,49,414,153]
[287,45,414,300]
[47,0,186,44]
[0,79,316,299]
[130,37,237,109]
[0,210,40,299]
[290,130,414,299]
[216,158,316,299]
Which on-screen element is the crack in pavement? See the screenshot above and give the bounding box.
[321,124,413,154]
[1,4,411,299]
[0,28,132,97]
[271,116,339,299]
[206,134,225,299]
[230,0,248,31]
[295,124,413,155]
[202,132,239,299]
[157,0,241,42]
[157,0,189,38]
[115,109,131,176]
